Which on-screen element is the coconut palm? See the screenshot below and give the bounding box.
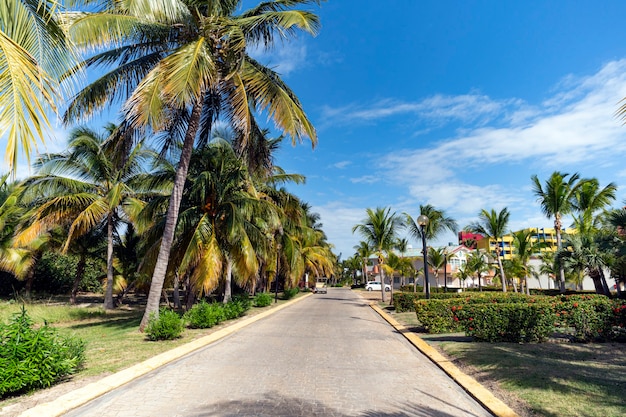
[427,247,446,289]
[63,0,320,328]
[405,204,458,242]
[352,207,403,302]
[18,125,154,309]
[510,229,547,294]
[354,241,372,285]
[466,250,489,291]
[558,233,611,296]
[468,208,510,292]
[531,172,585,292]
[0,0,76,173]
[394,237,409,286]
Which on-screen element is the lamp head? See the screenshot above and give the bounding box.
[417,214,429,227]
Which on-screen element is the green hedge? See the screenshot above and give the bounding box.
[0,308,86,397]
[454,303,556,342]
[414,299,465,333]
[145,309,184,341]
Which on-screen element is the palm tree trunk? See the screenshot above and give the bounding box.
[104,213,115,310]
[223,257,232,303]
[380,266,386,302]
[496,252,507,292]
[173,270,182,310]
[140,97,204,331]
[555,217,566,293]
[70,253,87,304]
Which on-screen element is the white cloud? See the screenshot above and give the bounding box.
[332,160,351,169]
[350,175,380,184]
[248,42,308,76]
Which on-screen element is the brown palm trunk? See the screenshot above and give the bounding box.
[140,98,204,331]
[104,213,115,310]
[555,216,566,293]
[70,254,87,304]
[496,248,507,292]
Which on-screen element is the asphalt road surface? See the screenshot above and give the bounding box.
[64,288,493,417]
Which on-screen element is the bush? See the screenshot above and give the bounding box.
[145,308,184,341]
[414,299,464,333]
[231,293,252,311]
[254,292,273,307]
[455,303,556,343]
[184,301,225,329]
[0,308,86,397]
[553,297,614,342]
[283,287,299,300]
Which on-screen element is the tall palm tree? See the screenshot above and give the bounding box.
[352,207,403,302]
[18,125,154,309]
[468,208,510,292]
[531,172,584,293]
[0,0,76,173]
[558,233,611,296]
[405,204,458,242]
[63,0,320,329]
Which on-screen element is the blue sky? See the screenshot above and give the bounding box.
[5,1,626,260]
[262,1,626,259]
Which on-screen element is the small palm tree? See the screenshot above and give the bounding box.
[468,208,510,292]
[466,251,489,291]
[352,207,403,302]
[19,126,154,309]
[354,241,372,285]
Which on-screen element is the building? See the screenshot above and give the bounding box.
[474,227,576,261]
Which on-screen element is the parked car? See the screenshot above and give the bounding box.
[365,281,391,292]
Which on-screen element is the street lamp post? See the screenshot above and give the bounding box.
[417,214,430,299]
[443,247,448,293]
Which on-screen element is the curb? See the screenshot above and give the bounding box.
[19,293,313,417]
[369,303,520,417]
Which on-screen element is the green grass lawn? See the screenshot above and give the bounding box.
[390,307,626,417]
[0,293,304,407]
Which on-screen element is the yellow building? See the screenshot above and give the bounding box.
[475,227,576,260]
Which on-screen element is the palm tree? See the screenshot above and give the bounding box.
[405,204,458,242]
[531,172,584,293]
[466,250,489,291]
[427,247,446,289]
[394,238,409,286]
[468,208,510,292]
[63,0,320,329]
[18,126,154,309]
[558,233,611,296]
[0,0,76,173]
[510,229,547,294]
[354,241,372,285]
[352,207,403,302]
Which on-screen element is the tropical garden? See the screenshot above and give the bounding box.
[0,0,340,399]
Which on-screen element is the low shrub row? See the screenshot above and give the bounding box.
[146,295,253,340]
[0,308,86,398]
[411,292,626,343]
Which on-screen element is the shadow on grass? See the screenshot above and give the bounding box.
[442,341,626,416]
[65,313,142,331]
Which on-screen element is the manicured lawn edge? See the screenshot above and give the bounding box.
[369,302,520,417]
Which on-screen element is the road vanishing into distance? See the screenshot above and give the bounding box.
[64,288,493,417]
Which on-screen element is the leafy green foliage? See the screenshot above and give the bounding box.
[184,298,251,329]
[0,307,86,397]
[414,299,464,333]
[283,287,299,300]
[455,303,556,343]
[254,292,273,307]
[145,309,183,341]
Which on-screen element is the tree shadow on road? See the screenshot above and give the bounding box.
[191,391,485,417]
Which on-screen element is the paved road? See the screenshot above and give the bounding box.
[64,288,493,417]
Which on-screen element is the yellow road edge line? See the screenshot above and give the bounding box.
[370,303,520,417]
[19,293,313,417]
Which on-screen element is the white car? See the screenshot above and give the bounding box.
[365,281,391,292]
